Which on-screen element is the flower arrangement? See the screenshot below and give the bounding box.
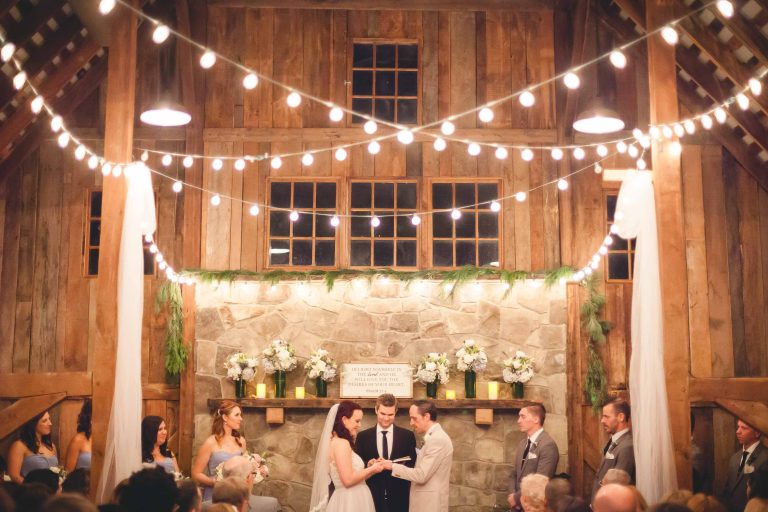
[304,349,338,381]
[224,353,259,382]
[215,453,269,484]
[502,351,536,384]
[455,339,488,373]
[414,353,451,384]
[262,339,297,374]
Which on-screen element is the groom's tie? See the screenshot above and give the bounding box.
[382,430,390,460]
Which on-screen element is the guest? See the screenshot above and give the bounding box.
[749,468,768,501]
[556,496,590,512]
[721,419,767,512]
[602,468,632,486]
[119,467,178,512]
[7,411,58,483]
[220,456,280,511]
[64,400,92,472]
[357,393,417,512]
[176,480,202,512]
[62,468,90,496]
[212,477,249,512]
[520,474,549,512]
[13,482,54,512]
[508,405,560,511]
[42,494,98,512]
[687,493,727,512]
[0,485,13,512]
[593,483,637,512]
[192,400,247,502]
[745,498,768,512]
[544,477,572,512]
[629,485,648,511]
[24,469,60,494]
[647,504,690,512]
[141,416,179,474]
[591,398,635,502]
[661,489,693,507]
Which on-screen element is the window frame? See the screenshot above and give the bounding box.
[348,38,422,126]
[603,186,634,282]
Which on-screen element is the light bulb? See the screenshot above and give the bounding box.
[289,210,299,222]
[162,154,173,166]
[433,137,447,152]
[610,50,627,69]
[450,208,462,220]
[199,51,216,69]
[478,107,494,123]
[411,214,421,226]
[286,92,302,108]
[519,90,535,107]
[30,96,44,114]
[673,124,685,137]
[141,150,149,161]
[335,148,347,161]
[57,132,70,148]
[12,71,26,90]
[737,93,750,110]
[368,141,381,155]
[330,215,340,227]
[563,72,581,89]
[88,155,98,169]
[716,0,734,18]
[363,120,378,134]
[210,194,221,206]
[1,42,15,62]
[557,179,569,191]
[212,158,223,171]
[748,78,762,97]
[101,163,112,176]
[371,216,381,227]
[495,147,508,160]
[649,126,660,139]
[98,0,115,14]
[249,204,260,216]
[596,144,608,157]
[684,119,696,134]
[616,141,627,153]
[551,148,564,160]
[243,73,258,90]
[714,107,727,124]
[51,116,63,132]
[397,130,414,145]
[172,181,183,193]
[74,145,86,160]
[521,148,534,161]
[661,26,679,45]
[639,135,651,149]
[628,144,639,158]
[112,165,122,178]
[152,24,170,44]
[515,191,527,202]
[636,158,647,170]
[599,246,608,255]
[271,156,282,169]
[669,141,682,155]
[594,163,603,174]
[490,200,501,212]
[700,114,713,130]
[632,128,644,141]
[440,120,456,136]
[182,156,194,168]
[234,158,246,171]
[573,147,586,160]
[604,235,614,246]
[467,143,481,156]
[662,126,673,139]
[301,153,314,166]
[329,107,344,122]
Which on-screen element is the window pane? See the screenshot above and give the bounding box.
[353,44,374,68]
[316,182,336,209]
[397,99,418,124]
[351,217,370,237]
[612,237,628,250]
[606,195,617,222]
[271,182,291,208]
[315,241,335,266]
[477,183,498,208]
[398,71,418,96]
[89,220,101,246]
[608,253,630,280]
[455,183,475,208]
[396,216,417,238]
[269,240,290,265]
[294,182,313,208]
[376,213,394,238]
[373,240,394,266]
[90,191,102,216]
[270,211,290,237]
[143,249,154,275]
[478,213,499,238]
[376,44,396,68]
[397,241,417,267]
[374,99,395,122]
[351,98,372,124]
[455,212,476,238]
[351,183,372,209]
[376,71,396,96]
[432,183,453,209]
[315,215,335,237]
[456,241,476,266]
[433,211,453,238]
[397,183,417,209]
[88,249,99,275]
[479,241,499,267]
[292,240,312,266]
[433,241,453,266]
[374,183,394,208]
[293,213,313,237]
[398,44,418,69]
[352,70,373,95]
[351,241,371,266]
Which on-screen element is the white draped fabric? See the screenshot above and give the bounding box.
[612,172,677,503]
[96,164,157,502]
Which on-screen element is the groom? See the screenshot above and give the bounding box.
[357,394,417,512]
[383,400,454,512]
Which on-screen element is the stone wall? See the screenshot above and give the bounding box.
[194,279,568,511]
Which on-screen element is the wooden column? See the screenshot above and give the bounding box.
[646,0,692,489]
[91,2,138,500]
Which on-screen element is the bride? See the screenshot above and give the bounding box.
[310,401,386,512]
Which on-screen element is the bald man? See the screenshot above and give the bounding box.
[593,483,637,512]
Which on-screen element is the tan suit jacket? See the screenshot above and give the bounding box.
[391,423,454,512]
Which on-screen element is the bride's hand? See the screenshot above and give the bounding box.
[371,461,386,473]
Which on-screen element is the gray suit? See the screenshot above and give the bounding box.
[591,430,635,502]
[721,442,768,512]
[508,430,560,506]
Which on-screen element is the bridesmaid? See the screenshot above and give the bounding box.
[192,400,246,502]
[7,410,58,483]
[64,399,92,472]
[141,415,179,474]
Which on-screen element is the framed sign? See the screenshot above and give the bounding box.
[340,363,413,398]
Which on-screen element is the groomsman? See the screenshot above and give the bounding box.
[591,398,635,502]
[357,394,417,512]
[721,418,767,512]
[507,404,560,511]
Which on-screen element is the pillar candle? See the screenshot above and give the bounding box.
[256,383,266,398]
[445,390,456,400]
[488,381,499,400]
[295,386,305,399]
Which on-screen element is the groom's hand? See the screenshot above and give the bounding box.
[381,460,393,470]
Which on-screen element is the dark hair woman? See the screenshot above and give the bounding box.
[141,415,179,474]
[6,411,58,483]
[65,399,92,472]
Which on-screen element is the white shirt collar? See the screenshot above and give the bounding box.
[528,428,544,444]
[612,428,630,444]
[744,441,760,454]
[377,424,392,435]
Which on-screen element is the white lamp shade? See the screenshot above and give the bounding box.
[140,101,191,127]
[573,99,625,134]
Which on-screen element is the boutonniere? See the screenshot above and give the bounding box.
[605,452,616,460]
[527,452,538,460]
[744,464,755,474]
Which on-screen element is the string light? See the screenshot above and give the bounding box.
[573,147,586,160]
[594,163,603,174]
[183,156,194,168]
[617,141,628,153]
[490,200,501,212]
[57,131,70,148]
[397,130,414,145]
[212,158,223,171]
[714,107,727,124]
[673,124,685,137]
[30,96,44,114]
[286,92,302,108]
[101,163,112,176]
[662,126,673,139]
[88,155,98,169]
[551,148,564,160]
[1,42,15,62]
[12,71,26,90]
[736,93,749,110]
[661,26,679,45]
[172,181,183,193]
[519,91,535,107]
[371,216,381,228]
[521,148,534,162]
[368,141,381,154]
[152,24,170,44]
[98,0,116,14]
[162,154,173,166]
[495,147,509,160]
[411,214,421,226]
[50,116,63,132]
[628,145,639,158]
[301,153,314,166]
[516,191,527,202]
[329,107,344,122]
[141,150,149,161]
[684,119,696,134]
[199,51,216,69]
[363,120,378,134]
[330,215,340,227]
[467,143,481,156]
[610,50,627,69]
[234,158,246,171]
[271,156,282,169]
[716,0,734,17]
[440,121,456,136]
[563,72,581,89]
[748,78,762,97]
[478,107,494,122]
[433,138,447,152]
[289,211,299,222]
[112,165,122,178]
[334,148,348,161]
[557,179,569,191]
[249,205,260,216]
[700,114,713,130]
[596,144,608,157]
[243,73,258,90]
[450,209,462,220]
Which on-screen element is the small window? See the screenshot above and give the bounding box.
[350,181,418,268]
[267,181,338,267]
[605,192,635,281]
[351,41,419,125]
[431,181,501,268]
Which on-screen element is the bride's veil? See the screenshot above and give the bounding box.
[309,403,339,512]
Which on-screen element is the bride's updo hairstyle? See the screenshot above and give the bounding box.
[212,399,243,447]
[332,400,362,449]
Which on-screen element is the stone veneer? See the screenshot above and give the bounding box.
[194,279,568,511]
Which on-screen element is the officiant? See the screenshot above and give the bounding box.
[358,394,417,512]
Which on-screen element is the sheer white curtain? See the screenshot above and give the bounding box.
[612,172,677,503]
[96,164,156,502]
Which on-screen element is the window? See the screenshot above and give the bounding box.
[85,190,154,276]
[430,181,501,268]
[604,192,635,281]
[350,181,418,267]
[267,180,338,267]
[351,41,419,125]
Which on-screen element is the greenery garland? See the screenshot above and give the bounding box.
[156,281,187,376]
[580,274,612,413]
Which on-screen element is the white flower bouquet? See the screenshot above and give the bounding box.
[305,349,338,381]
[262,339,297,374]
[502,351,536,383]
[214,452,269,484]
[414,352,451,384]
[224,352,259,382]
[455,339,488,373]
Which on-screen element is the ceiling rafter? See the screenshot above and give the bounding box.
[703,0,768,68]
[1,0,67,48]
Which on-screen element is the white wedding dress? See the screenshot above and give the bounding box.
[326,452,376,512]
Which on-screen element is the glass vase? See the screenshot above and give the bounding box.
[274,370,286,398]
[235,379,247,399]
[316,377,328,398]
[464,370,477,399]
[512,382,524,399]
[426,381,438,399]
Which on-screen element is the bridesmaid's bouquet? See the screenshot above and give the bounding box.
[214,453,269,484]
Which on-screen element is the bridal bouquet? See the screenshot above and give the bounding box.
[262,339,297,374]
[305,349,338,381]
[224,352,259,382]
[414,352,451,384]
[455,339,488,372]
[214,452,269,484]
[502,351,536,384]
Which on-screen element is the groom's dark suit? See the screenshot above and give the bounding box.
[357,424,417,512]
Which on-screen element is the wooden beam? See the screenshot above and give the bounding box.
[611,0,645,32]
[0,393,67,440]
[715,399,768,436]
[2,0,66,47]
[68,126,187,141]
[0,0,17,18]
[707,1,768,68]
[142,384,180,401]
[647,0,692,490]
[690,377,768,403]
[91,0,137,500]
[208,0,555,9]
[0,372,91,398]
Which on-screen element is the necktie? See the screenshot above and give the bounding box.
[739,451,749,472]
[382,430,389,460]
[604,440,616,456]
[522,439,532,462]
